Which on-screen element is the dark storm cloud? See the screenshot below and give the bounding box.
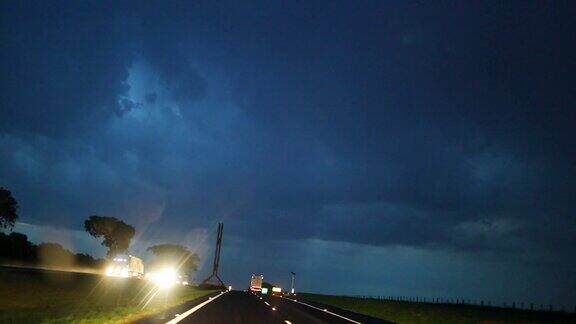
[1,0,575,264]
[0,1,134,137]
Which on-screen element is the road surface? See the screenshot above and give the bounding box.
[138,290,390,324]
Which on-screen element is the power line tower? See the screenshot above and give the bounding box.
[201,222,225,289]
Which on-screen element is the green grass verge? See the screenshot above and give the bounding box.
[300,293,575,323]
[0,266,216,323]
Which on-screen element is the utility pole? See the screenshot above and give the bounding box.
[201,222,225,289]
[290,271,296,294]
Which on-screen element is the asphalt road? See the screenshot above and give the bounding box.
[139,290,390,324]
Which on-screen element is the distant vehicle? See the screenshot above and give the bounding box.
[250,274,263,292]
[177,273,189,285]
[272,286,282,297]
[106,255,144,278]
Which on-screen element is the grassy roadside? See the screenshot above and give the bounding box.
[0,266,216,323]
[300,293,575,323]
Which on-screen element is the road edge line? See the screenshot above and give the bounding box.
[165,291,228,324]
[281,297,362,324]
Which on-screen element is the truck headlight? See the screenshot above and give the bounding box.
[151,269,177,289]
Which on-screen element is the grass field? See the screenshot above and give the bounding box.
[0,266,216,323]
[301,293,576,323]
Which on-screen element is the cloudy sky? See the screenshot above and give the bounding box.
[1,1,575,306]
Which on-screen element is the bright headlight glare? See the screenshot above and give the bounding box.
[151,269,177,289]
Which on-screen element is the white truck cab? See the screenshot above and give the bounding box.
[106,254,144,278]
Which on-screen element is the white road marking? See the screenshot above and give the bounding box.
[282,297,362,324]
[272,307,276,311]
[166,291,227,324]
[284,320,292,324]
[265,301,270,306]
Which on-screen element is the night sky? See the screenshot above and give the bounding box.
[1,1,575,306]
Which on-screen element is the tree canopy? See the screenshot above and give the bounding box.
[0,187,18,231]
[0,232,36,262]
[147,243,199,274]
[84,216,135,257]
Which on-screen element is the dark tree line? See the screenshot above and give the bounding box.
[0,187,104,269]
[0,232,105,269]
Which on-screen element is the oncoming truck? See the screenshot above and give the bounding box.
[250,274,263,292]
[106,254,144,278]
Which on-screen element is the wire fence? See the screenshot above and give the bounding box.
[350,295,576,314]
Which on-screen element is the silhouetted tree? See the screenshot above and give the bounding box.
[84,216,135,257]
[147,243,200,274]
[0,187,18,231]
[0,232,36,262]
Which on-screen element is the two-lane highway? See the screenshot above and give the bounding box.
[142,290,389,324]
[171,291,282,323]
